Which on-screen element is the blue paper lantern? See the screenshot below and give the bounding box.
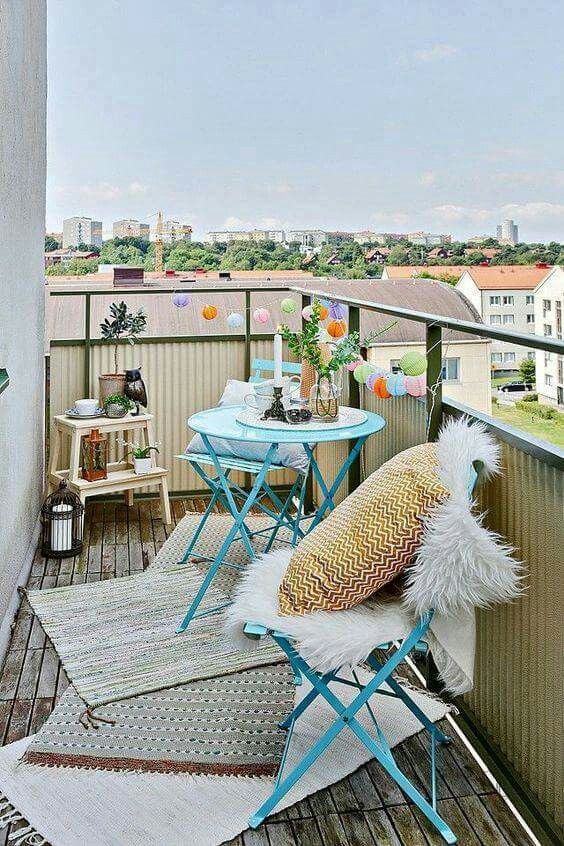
[386,372,407,397]
[227,312,244,330]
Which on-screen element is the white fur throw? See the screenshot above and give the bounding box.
[226,417,523,694]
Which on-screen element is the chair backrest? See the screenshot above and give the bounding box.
[250,358,301,384]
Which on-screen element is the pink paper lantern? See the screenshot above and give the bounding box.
[253,308,270,325]
[405,374,426,397]
[301,305,314,321]
[346,358,364,372]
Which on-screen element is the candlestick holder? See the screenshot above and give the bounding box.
[262,386,287,422]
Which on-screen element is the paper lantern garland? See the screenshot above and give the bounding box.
[226,312,244,329]
[349,356,427,400]
[399,350,427,376]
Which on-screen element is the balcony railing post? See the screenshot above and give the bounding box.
[301,293,314,511]
[84,292,91,397]
[348,305,361,492]
[426,322,442,441]
[244,290,251,380]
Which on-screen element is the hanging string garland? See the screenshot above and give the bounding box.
[202,304,218,320]
[172,292,192,308]
[281,298,298,314]
[226,312,244,330]
[253,307,271,325]
[329,301,347,320]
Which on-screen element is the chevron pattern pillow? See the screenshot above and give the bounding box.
[278,442,449,616]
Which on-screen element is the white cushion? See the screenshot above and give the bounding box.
[186,379,309,474]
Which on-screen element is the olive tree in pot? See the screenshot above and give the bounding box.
[98,302,147,405]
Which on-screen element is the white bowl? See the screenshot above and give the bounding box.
[74,398,99,416]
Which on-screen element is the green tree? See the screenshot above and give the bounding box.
[518,357,536,384]
[45,235,60,251]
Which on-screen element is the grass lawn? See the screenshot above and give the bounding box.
[492,402,564,448]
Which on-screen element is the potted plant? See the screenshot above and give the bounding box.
[120,439,160,475]
[103,394,134,419]
[98,302,147,404]
[279,300,361,421]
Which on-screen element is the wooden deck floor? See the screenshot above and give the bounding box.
[0,497,533,846]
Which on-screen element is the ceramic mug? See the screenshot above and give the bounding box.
[74,398,99,416]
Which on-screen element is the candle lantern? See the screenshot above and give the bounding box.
[41,481,84,559]
[81,428,108,481]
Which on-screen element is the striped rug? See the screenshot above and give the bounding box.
[26,515,287,709]
[22,664,295,777]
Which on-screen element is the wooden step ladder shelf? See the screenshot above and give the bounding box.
[48,412,171,524]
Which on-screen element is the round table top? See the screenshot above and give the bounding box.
[188,404,386,445]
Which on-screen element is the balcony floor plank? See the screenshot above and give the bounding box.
[0,496,534,846]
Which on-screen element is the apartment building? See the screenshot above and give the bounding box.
[533,266,564,407]
[352,231,387,245]
[286,230,327,252]
[62,216,103,248]
[496,219,519,246]
[154,220,192,243]
[206,229,284,244]
[456,265,549,371]
[406,232,452,246]
[113,219,150,240]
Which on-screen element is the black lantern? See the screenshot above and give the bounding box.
[40,481,84,559]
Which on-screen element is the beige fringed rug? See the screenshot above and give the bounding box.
[1,674,449,846]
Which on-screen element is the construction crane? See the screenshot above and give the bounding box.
[154,211,164,273]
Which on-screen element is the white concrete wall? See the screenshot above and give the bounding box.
[534,266,564,407]
[0,2,47,641]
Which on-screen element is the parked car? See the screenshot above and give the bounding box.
[498,382,535,394]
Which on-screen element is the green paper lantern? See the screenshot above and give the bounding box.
[399,350,427,376]
[281,297,298,314]
[353,363,376,384]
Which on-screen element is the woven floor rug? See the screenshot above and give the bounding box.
[1,675,449,846]
[22,664,295,777]
[25,561,283,709]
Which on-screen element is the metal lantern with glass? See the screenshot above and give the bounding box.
[81,428,108,481]
[40,481,84,559]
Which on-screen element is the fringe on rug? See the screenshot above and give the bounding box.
[78,706,116,731]
[0,794,47,845]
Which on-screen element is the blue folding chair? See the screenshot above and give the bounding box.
[175,359,311,628]
[241,462,482,844]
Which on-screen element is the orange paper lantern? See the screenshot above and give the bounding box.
[202,304,218,320]
[326,319,346,338]
[318,305,329,320]
[373,376,391,399]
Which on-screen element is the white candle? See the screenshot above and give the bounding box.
[273,332,283,387]
[51,503,73,553]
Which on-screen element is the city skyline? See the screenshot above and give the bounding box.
[47,1,564,241]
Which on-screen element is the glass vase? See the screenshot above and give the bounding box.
[309,375,341,422]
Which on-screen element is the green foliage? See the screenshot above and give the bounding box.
[45,258,99,276]
[518,357,536,383]
[519,392,538,402]
[279,299,360,379]
[515,400,557,419]
[45,235,61,251]
[99,301,148,373]
[103,394,134,410]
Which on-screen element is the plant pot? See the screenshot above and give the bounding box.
[104,401,129,418]
[133,456,152,475]
[98,374,125,406]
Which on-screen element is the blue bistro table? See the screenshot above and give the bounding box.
[175,404,386,633]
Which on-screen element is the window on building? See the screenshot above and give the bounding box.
[526,295,534,305]
[489,295,501,305]
[502,295,514,305]
[543,299,551,311]
[490,315,502,325]
[545,352,552,366]
[556,301,562,337]
[544,324,553,336]
[502,314,515,325]
[545,374,554,387]
[389,359,401,372]
[526,313,535,324]
[527,351,536,360]
[503,352,516,363]
[491,353,503,364]
[441,358,460,381]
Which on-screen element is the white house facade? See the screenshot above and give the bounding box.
[533,266,564,407]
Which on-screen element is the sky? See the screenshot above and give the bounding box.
[47,0,564,242]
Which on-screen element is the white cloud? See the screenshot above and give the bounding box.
[412,44,458,63]
[371,210,411,229]
[79,182,122,200]
[500,201,564,222]
[418,171,437,187]
[128,181,148,195]
[221,215,285,231]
